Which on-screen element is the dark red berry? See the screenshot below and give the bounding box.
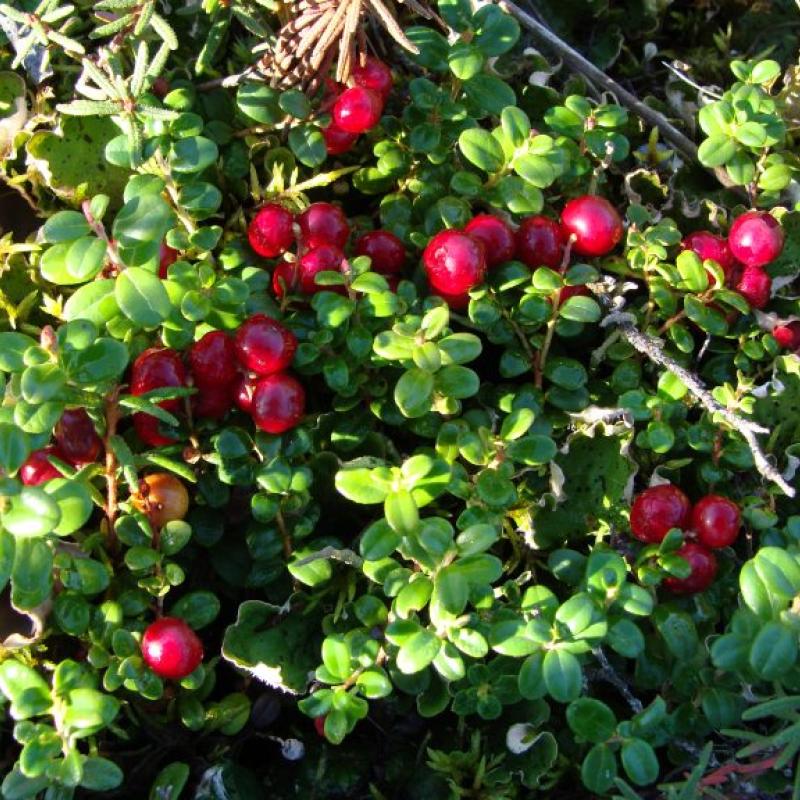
[432,289,470,310]
[248,203,296,259]
[272,260,297,298]
[728,210,784,269]
[141,617,203,680]
[558,284,590,304]
[234,375,258,414]
[158,242,179,279]
[323,123,359,156]
[355,230,406,275]
[515,216,565,269]
[352,56,393,100]
[192,384,233,420]
[151,77,170,99]
[297,245,346,294]
[773,321,800,350]
[189,331,238,387]
[691,494,741,549]
[20,447,65,485]
[663,543,717,594]
[54,409,102,465]
[681,231,735,277]
[130,348,187,447]
[298,203,350,250]
[464,215,515,268]
[333,87,383,134]
[735,264,771,309]
[251,373,306,434]
[561,195,623,257]
[630,483,692,543]
[314,716,326,737]
[235,314,297,376]
[423,230,487,297]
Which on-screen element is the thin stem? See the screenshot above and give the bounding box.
[103,388,121,551]
[276,509,293,559]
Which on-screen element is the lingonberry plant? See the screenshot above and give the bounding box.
[1,0,800,798]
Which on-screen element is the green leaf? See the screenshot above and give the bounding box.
[395,368,434,418]
[169,136,218,173]
[676,250,708,292]
[149,762,190,800]
[458,128,505,174]
[397,629,441,674]
[116,268,172,327]
[80,757,124,791]
[43,479,93,536]
[384,489,420,537]
[289,125,327,168]
[434,566,469,614]
[748,621,798,680]
[11,538,52,610]
[171,591,220,630]
[559,295,601,323]
[567,698,617,743]
[501,106,530,148]
[0,333,36,372]
[697,135,736,167]
[463,74,516,117]
[0,660,51,719]
[63,688,120,736]
[543,649,581,703]
[322,636,352,681]
[448,43,485,81]
[63,279,120,325]
[472,4,520,56]
[335,465,392,504]
[581,744,618,794]
[620,739,659,786]
[237,83,281,124]
[42,210,90,243]
[2,487,61,537]
[0,424,29,474]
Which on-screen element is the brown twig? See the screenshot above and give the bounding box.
[276,509,293,559]
[103,388,121,551]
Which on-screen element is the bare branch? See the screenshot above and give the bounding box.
[293,546,364,569]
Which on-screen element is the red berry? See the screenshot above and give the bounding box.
[323,123,359,156]
[248,203,296,259]
[314,716,326,737]
[192,384,233,420]
[298,203,350,250]
[773,321,800,350]
[189,331,238,387]
[141,617,203,680]
[561,195,623,257]
[630,483,692,543]
[235,314,297,376]
[355,230,406,275]
[423,230,487,296]
[131,348,187,447]
[251,373,306,434]
[333,87,383,134]
[272,260,297,298]
[132,473,189,529]
[54,409,102,465]
[663,543,718,595]
[691,494,741,549]
[234,375,258,414]
[558,284,590,304]
[735,264,771,309]
[158,242,179,279]
[515,216,565,269]
[352,56,393,100]
[464,215,515,269]
[681,231,735,276]
[297,245,346,294]
[728,210,784,269]
[20,447,65,485]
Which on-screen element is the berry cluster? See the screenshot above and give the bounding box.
[130,315,304,442]
[248,201,406,297]
[423,194,623,308]
[681,210,784,310]
[630,483,742,594]
[323,57,393,155]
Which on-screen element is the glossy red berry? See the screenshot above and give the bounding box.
[773,321,800,350]
[663,543,718,595]
[728,210,784,269]
[423,230,487,297]
[272,260,297,298]
[131,348,187,447]
[323,123,359,156]
[20,447,65,485]
[355,230,406,275]
[235,314,297,376]
[54,408,102,465]
[352,56,393,100]
[681,231,735,276]
[234,375,258,414]
[464,215,515,268]
[297,245,346,294]
[514,216,565,269]
[251,373,306,434]
[561,195,623,257]
[333,87,383,134]
[298,203,350,250]
[691,494,741,549]
[558,284,590,304]
[630,483,692,543]
[248,203,296,259]
[158,242,179,279]
[735,264,771,309]
[192,384,233,420]
[189,331,238,387]
[141,617,203,680]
